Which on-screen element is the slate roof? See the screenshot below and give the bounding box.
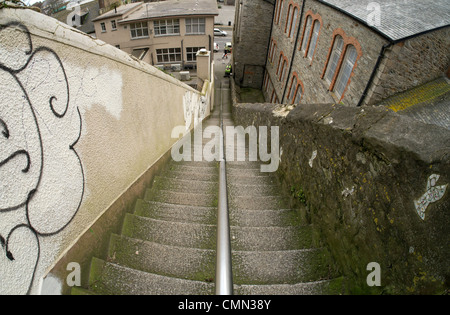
[121,0,219,23]
[91,2,143,22]
[318,0,450,41]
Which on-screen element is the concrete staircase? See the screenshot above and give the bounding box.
[72,81,341,295]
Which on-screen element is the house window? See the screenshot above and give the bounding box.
[186,47,205,62]
[334,45,358,97]
[100,22,106,32]
[156,48,182,63]
[280,59,288,82]
[154,19,180,36]
[111,20,117,31]
[299,12,322,61]
[322,29,362,101]
[307,21,320,59]
[276,52,288,82]
[186,18,206,34]
[300,16,312,52]
[285,4,299,39]
[269,38,277,63]
[130,22,149,39]
[324,35,344,83]
[264,72,277,103]
[275,0,284,25]
[288,73,303,104]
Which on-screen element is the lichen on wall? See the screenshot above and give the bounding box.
[231,99,450,294]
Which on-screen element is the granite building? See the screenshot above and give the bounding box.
[233,0,450,106]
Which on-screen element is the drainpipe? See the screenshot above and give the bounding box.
[357,24,450,107]
[357,41,393,107]
[281,0,305,103]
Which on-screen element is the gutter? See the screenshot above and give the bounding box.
[357,24,450,107]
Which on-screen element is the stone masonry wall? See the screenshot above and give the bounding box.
[231,97,450,294]
[365,27,450,106]
[264,0,388,106]
[233,0,275,89]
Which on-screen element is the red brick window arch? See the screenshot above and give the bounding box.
[322,29,362,101]
[287,72,304,104]
[276,52,289,82]
[299,11,322,61]
[274,0,285,25]
[285,2,300,39]
[268,38,277,63]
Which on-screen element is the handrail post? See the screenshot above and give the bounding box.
[215,80,233,295]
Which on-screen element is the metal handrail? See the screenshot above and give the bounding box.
[215,80,233,295]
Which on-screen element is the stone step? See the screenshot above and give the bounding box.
[122,213,217,250]
[227,167,270,177]
[163,169,219,182]
[152,176,217,195]
[145,189,217,208]
[108,234,215,282]
[229,195,288,210]
[230,225,313,251]
[167,163,218,174]
[232,248,332,285]
[234,278,344,295]
[228,183,281,197]
[134,199,217,225]
[88,258,214,295]
[229,209,303,227]
[227,174,278,186]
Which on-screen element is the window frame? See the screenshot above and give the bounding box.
[275,0,285,25]
[299,11,322,62]
[130,22,149,39]
[154,19,180,36]
[334,45,358,98]
[285,3,300,39]
[185,18,206,35]
[156,47,182,63]
[287,72,304,105]
[186,47,206,62]
[321,28,363,102]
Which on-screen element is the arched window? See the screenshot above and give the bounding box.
[322,29,362,101]
[299,12,322,61]
[300,16,312,52]
[324,35,344,83]
[285,5,299,38]
[275,0,284,25]
[268,38,277,63]
[307,20,320,59]
[334,45,358,97]
[276,52,288,83]
[280,59,288,82]
[288,73,303,104]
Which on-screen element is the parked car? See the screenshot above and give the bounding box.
[214,42,219,52]
[214,28,227,37]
